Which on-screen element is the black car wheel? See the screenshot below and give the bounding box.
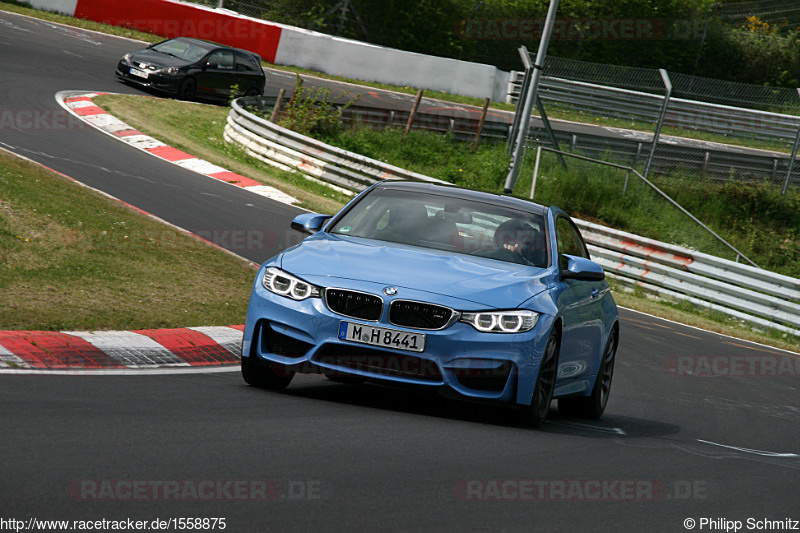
[559,325,617,419]
[241,355,294,390]
[524,327,560,427]
[178,77,197,101]
[244,88,261,97]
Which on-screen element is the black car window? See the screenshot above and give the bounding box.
[206,50,235,70]
[235,51,260,72]
[151,39,208,62]
[556,216,589,270]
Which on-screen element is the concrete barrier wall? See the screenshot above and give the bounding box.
[73,0,283,63]
[28,0,77,14]
[27,0,509,102]
[274,26,510,102]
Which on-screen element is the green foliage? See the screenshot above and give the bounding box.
[276,76,357,135]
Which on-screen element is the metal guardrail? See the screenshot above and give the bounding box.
[224,98,800,337]
[224,98,446,191]
[578,220,800,337]
[507,73,800,187]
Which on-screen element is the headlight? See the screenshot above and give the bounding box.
[262,267,320,301]
[157,66,180,76]
[460,310,539,333]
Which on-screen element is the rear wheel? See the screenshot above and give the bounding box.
[559,326,617,419]
[178,77,197,101]
[524,328,560,427]
[244,88,260,97]
[241,355,294,390]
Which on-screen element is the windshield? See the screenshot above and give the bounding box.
[329,188,549,267]
[151,39,209,62]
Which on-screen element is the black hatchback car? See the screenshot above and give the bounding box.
[115,37,266,102]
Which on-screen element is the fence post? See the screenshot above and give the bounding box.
[783,88,800,196]
[405,90,424,136]
[643,69,672,179]
[270,88,285,122]
[504,0,559,194]
[472,97,491,153]
[530,146,542,199]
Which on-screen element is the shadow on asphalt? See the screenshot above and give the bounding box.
[240,374,680,439]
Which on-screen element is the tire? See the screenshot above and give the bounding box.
[178,77,197,101]
[524,328,560,428]
[241,355,294,390]
[559,326,617,419]
[244,88,260,97]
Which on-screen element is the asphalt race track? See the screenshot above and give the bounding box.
[1,11,799,532]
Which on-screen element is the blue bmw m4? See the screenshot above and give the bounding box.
[241,181,619,426]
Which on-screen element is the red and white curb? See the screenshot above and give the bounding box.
[0,326,243,370]
[1,92,300,372]
[57,91,299,206]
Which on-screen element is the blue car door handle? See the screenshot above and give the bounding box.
[591,288,600,299]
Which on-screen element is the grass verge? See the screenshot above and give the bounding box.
[0,149,256,331]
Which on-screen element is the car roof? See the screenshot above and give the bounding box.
[374,180,549,216]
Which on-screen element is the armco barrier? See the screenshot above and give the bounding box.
[577,221,800,337]
[225,101,800,337]
[224,98,446,191]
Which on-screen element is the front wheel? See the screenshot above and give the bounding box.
[178,77,197,101]
[523,328,560,428]
[559,326,617,419]
[241,356,294,390]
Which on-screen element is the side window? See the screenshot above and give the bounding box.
[556,216,588,269]
[235,52,258,72]
[207,50,235,70]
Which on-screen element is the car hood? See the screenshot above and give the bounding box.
[279,234,552,308]
[128,49,191,68]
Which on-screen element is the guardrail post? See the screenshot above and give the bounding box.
[643,69,672,180]
[405,90,424,136]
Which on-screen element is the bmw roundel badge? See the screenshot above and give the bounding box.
[383,287,398,296]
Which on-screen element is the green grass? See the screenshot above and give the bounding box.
[0,150,256,331]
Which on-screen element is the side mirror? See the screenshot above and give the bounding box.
[561,254,605,281]
[291,213,332,235]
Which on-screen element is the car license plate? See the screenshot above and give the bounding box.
[129,68,149,79]
[338,321,425,353]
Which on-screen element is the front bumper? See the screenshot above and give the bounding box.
[242,273,556,406]
[115,61,182,95]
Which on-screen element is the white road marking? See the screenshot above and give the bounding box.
[697,439,799,458]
